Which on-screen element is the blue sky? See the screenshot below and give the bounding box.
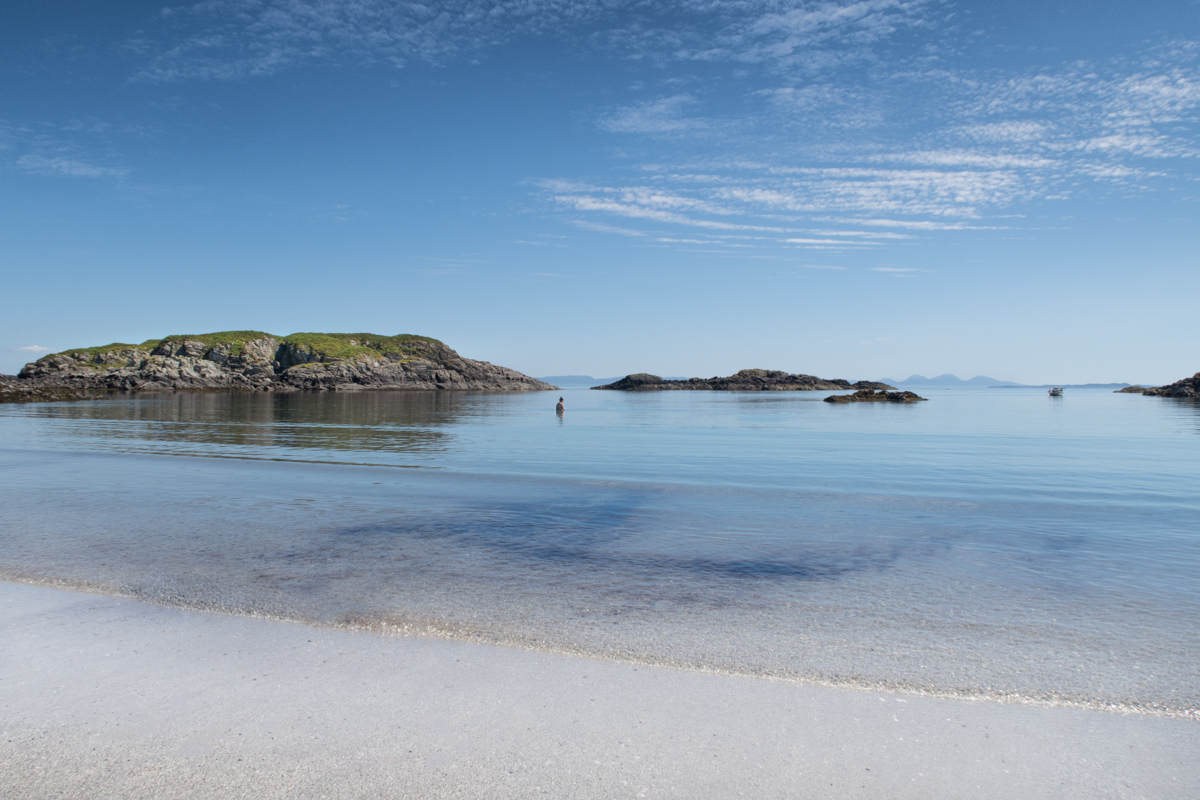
[2,0,1198,383]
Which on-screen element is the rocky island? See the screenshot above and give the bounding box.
[2,331,555,402]
[823,389,928,404]
[592,370,895,392]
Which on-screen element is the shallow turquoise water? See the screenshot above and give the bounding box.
[2,387,1197,713]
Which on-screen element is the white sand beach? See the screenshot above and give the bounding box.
[2,580,1196,799]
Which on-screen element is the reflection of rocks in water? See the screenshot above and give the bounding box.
[19,391,529,455]
[273,390,486,428]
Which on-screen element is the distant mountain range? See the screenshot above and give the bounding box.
[880,374,1138,389]
[878,374,1023,387]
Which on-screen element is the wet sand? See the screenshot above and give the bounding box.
[3,581,1196,799]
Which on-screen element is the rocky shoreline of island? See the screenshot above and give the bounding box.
[1115,372,1200,399]
[592,370,895,392]
[1,331,555,402]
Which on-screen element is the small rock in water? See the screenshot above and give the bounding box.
[823,389,928,404]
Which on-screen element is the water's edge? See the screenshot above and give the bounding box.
[6,571,1193,720]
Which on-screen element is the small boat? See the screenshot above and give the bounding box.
[1048,387,1063,396]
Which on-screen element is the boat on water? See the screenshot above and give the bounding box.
[1048,387,1064,396]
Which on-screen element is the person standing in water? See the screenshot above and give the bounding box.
[555,397,565,415]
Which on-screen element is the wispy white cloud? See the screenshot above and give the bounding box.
[16,155,126,177]
[945,52,1200,164]
[805,229,914,238]
[871,266,924,277]
[137,0,630,81]
[569,219,648,237]
[713,168,1033,217]
[960,121,1050,144]
[865,150,1057,170]
[814,217,1003,230]
[540,162,1028,250]
[553,193,784,231]
[600,94,709,134]
[550,38,1200,253]
[134,0,940,81]
[17,345,51,353]
[3,115,136,182]
[0,121,23,150]
[634,0,936,72]
[757,85,883,128]
[785,237,874,245]
[102,0,1200,261]
[732,0,934,67]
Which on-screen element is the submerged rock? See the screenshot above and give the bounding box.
[593,369,894,392]
[11,331,556,401]
[1142,372,1200,399]
[823,389,928,404]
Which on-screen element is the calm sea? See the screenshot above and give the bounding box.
[2,387,1197,715]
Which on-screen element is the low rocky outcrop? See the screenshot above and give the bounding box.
[592,370,895,392]
[1141,372,1200,399]
[1,378,105,404]
[1114,386,1149,393]
[10,331,555,401]
[823,389,928,404]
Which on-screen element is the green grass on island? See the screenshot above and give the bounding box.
[51,332,445,362]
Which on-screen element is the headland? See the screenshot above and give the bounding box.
[1130,371,1200,398]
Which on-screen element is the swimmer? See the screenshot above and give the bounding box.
[555,396,565,414]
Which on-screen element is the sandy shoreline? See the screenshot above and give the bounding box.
[3,581,1196,799]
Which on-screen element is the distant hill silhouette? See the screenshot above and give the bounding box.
[878,374,1022,387]
[878,374,1139,389]
[539,375,620,387]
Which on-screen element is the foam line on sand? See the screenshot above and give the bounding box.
[2,581,1196,799]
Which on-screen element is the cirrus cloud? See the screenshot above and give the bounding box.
[16,155,126,178]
